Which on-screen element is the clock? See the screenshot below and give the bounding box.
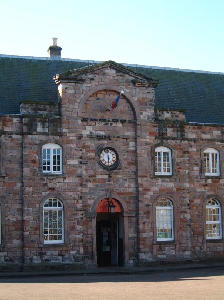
[98,147,119,170]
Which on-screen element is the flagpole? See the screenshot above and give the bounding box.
[106,90,125,112]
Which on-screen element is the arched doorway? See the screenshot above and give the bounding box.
[96,198,124,267]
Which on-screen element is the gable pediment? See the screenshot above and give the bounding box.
[54,60,158,87]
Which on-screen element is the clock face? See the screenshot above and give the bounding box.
[100,148,117,167]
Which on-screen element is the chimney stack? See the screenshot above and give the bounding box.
[48,37,62,59]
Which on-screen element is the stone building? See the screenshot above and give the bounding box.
[1,41,224,270]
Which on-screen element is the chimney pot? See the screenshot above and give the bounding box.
[48,37,62,59]
[52,37,58,46]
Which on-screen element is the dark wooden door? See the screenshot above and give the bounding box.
[97,214,123,267]
[97,220,112,266]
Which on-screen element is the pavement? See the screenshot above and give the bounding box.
[0,260,224,278]
[1,267,224,300]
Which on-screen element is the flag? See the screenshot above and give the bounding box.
[110,90,124,111]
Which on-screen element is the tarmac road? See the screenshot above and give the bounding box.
[0,267,224,300]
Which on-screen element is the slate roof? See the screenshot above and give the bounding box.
[1,54,224,124]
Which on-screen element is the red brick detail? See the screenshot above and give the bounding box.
[96,198,123,213]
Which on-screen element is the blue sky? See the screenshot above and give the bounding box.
[1,0,224,72]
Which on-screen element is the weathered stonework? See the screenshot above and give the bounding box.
[1,61,224,270]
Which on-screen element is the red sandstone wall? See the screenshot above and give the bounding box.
[1,66,224,267]
[0,116,23,265]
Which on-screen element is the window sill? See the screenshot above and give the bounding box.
[43,242,65,247]
[41,173,65,178]
[42,172,63,175]
[154,174,173,178]
[206,239,223,243]
[200,175,222,180]
[154,240,175,245]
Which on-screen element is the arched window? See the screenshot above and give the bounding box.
[203,148,220,176]
[206,199,222,239]
[42,144,62,174]
[156,199,174,241]
[155,146,172,175]
[43,198,64,244]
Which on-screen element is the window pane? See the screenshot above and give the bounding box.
[42,145,62,174]
[155,151,161,173]
[163,152,170,173]
[52,148,61,173]
[155,148,171,175]
[43,199,64,243]
[204,150,219,175]
[206,199,221,239]
[208,199,219,206]
[44,211,48,228]
[42,148,51,172]
[204,152,210,173]
[156,203,173,240]
[211,153,217,173]
[157,199,172,207]
[206,224,220,238]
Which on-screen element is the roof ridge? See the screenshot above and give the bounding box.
[128,63,224,75]
[0,54,99,64]
[1,54,224,75]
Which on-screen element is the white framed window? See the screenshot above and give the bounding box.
[156,199,174,241]
[206,199,222,240]
[42,143,62,174]
[43,198,64,244]
[155,146,172,175]
[203,148,220,176]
